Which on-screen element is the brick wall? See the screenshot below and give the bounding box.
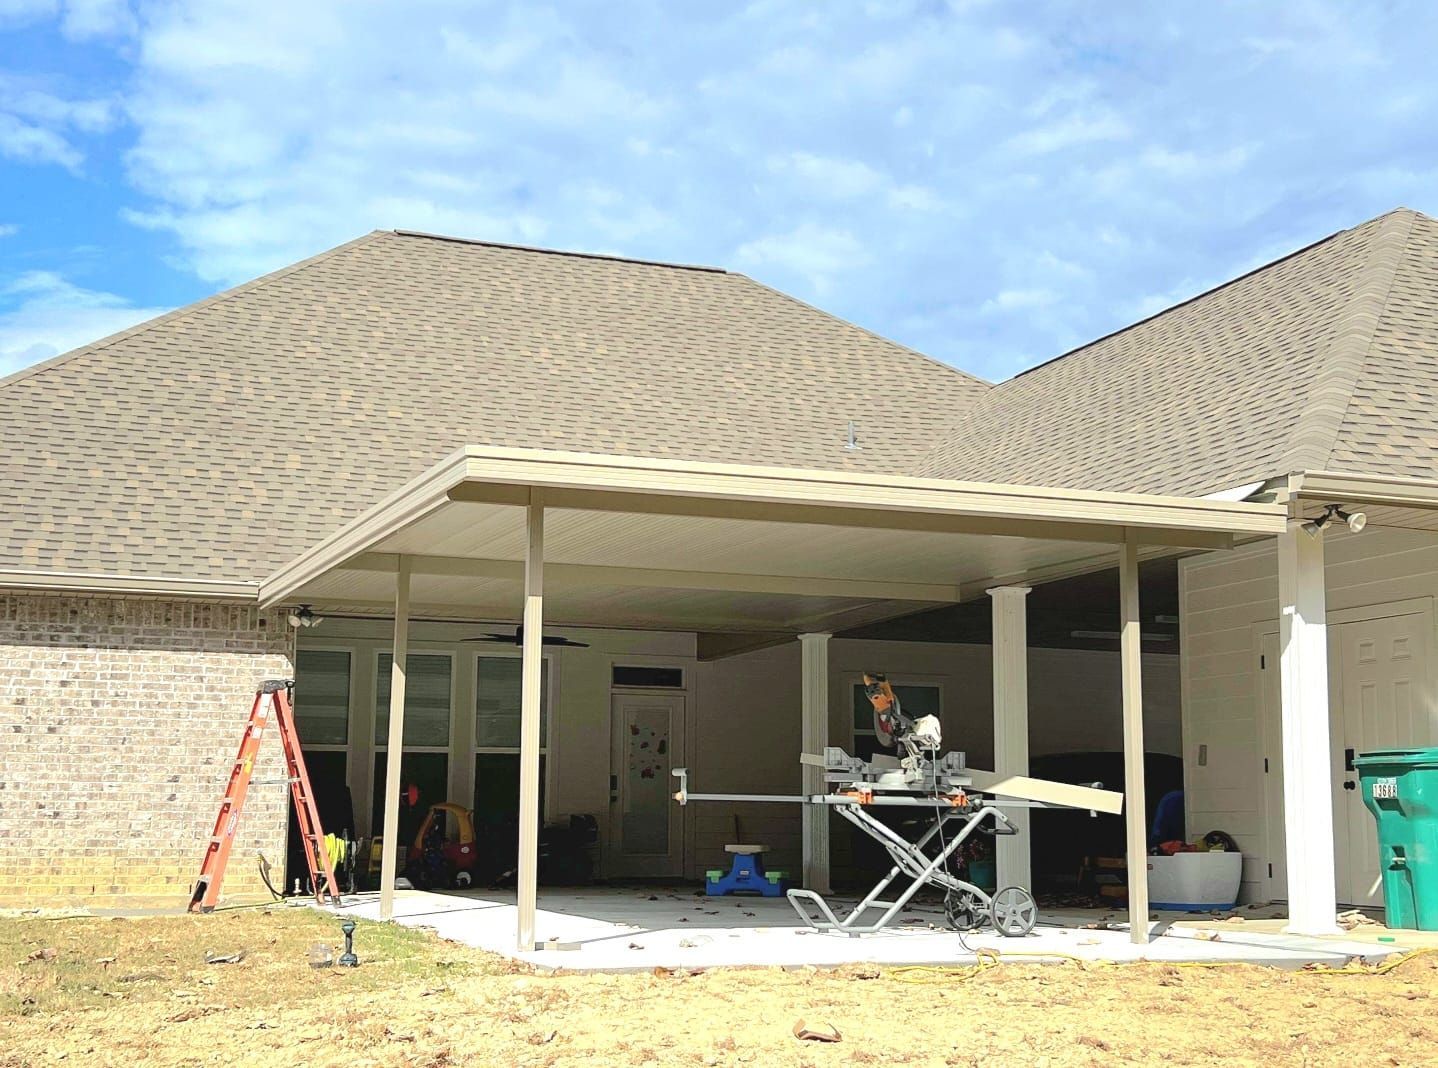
[0,593,294,907]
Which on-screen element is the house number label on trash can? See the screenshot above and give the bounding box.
[1372,778,1398,800]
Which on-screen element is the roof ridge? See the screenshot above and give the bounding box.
[390,229,727,274]
[1278,208,1417,474]
[728,270,993,393]
[1001,207,1421,387]
[0,231,391,394]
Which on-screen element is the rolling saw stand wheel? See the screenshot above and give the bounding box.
[989,886,1039,937]
[944,890,985,932]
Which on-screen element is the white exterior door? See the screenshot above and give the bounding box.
[607,692,686,878]
[1330,609,1434,907]
[1258,630,1287,899]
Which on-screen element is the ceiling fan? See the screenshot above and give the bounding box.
[461,626,589,648]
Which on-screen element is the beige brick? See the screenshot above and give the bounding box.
[0,592,294,907]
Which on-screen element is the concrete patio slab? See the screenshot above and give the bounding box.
[334,886,1404,973]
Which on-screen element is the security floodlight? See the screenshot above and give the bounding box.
[1303,504,1368,538]
[287,605,322,628]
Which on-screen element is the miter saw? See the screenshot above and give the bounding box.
[863,671,943,769]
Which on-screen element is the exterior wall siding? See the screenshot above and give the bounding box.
[0,593,293,906]
[1179,526,1438,904]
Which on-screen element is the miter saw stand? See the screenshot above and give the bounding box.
[673,747,1049,938]
[671,674,1121,939]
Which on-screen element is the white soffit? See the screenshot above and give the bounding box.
[260,446,1287,630]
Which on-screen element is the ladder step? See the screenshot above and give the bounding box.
[189,682,341,913]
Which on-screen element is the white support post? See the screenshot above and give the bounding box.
[988,586,1032,892]
[516,494,545,952]
[378,555,411,922]
[799,632,832,894]
[1278,520,1340,935]
[1119,530,1150,944]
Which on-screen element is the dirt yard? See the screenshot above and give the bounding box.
[3,908,1437,1067]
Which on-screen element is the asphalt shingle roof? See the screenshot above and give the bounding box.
[917,208,1435,496]
[0,231,987,584]
[7,207,1437,589]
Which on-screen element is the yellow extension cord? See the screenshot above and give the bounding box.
[889,945,1438,983]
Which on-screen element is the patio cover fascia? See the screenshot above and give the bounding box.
[259,445,1284,950]
[259,444,1286,613]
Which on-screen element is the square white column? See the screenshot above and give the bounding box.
[1119,532,1150,944]
[988,586,1032,891]
[799,632,832,893]
[378,555,411,922]
[517,495,545,951]
[1278,520,1340,935]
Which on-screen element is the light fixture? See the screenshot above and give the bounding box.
[287,604,323,628]
[1302,504,1368,538]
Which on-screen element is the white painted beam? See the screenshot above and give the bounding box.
[799,632,832,894]
[1119,531,1150,945]
[516,494,545,952]
[1277,520,1340,935]
[988,586,1031,891]
[378,555,411,922]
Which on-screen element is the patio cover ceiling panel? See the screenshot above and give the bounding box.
[368,504,1081,586]
[261,446,1288,632]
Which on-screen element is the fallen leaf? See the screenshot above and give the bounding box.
[793,1019,842,1043]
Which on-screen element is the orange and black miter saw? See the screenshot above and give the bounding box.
[863,672,944,770]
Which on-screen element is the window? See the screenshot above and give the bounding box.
[851,681,942,761]
[611,665,684,689]
[372,653,452,832]
[474,656,550,821]
[375,653,452,747]
[294,649,350,746]
[475,656,549,748]
[290,649,353,887]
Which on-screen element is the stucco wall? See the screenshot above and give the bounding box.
[0,594,293,906]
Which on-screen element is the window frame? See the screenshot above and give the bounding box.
[472,650,554,757]
[374,648,457,756]
[292,644,356,759]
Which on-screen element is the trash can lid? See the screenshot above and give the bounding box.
[1353,747,1438,768]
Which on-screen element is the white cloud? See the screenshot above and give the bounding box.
[0,74,117,171]
[60,0,136,39]
[770,152,885,199]
[735,223,869,294]
[0,271,169,378]
[5,0,1435,383]
[980,288,1057,314]
[0,223,17,237]
[1003,112,1131,157]
[0,111,81,168]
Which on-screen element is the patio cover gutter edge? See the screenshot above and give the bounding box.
[258,445,1287,609]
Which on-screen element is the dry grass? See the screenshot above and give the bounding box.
[4,908,1438,1066]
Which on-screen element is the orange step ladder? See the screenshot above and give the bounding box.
[188,679,341,913]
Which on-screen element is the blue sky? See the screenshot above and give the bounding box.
[2,1,1436,383]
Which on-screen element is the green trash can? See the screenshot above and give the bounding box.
[1353,748,1438,931]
